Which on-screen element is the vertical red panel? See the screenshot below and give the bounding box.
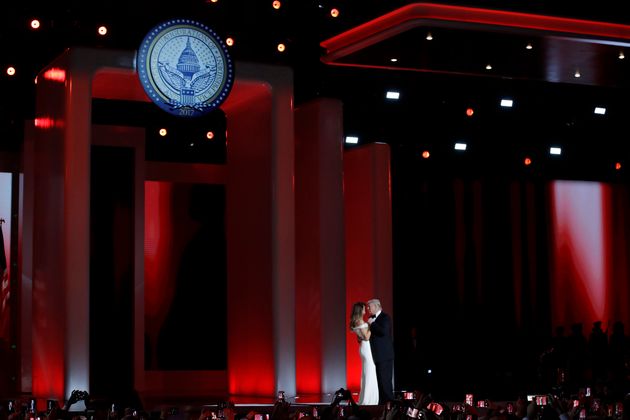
[295,99,346,395]
[224,82,275,396]
[550,181,606,328]
[344,144,393,393]
[294,105,323,394]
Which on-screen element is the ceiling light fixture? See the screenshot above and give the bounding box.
[386,91,400,100]
[619,51,625,60]
[574,69,581,78]
[390,58,398,63]
[454,142,467,151]
[550,147,562,155]
[594,107,606,115]
[426,32,433,41]
[500,99,513,108]
[485,64,492,70]
[526,43,533,50]
[345,136,359,144]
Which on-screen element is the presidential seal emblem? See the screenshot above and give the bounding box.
[137,19,234,117]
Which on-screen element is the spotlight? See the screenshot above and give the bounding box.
[485,64,492,70]
[390,58,398,63]
[615,162,622,170]
[330,8,340,18]
[594,107,606,115]
[526,42,533,50]
[524,157,532,166]
[6,67,16,76]
[574,69,581,78]
[385,91,400,100]
[465,107,474,117]
[206,131,214,140]
[30,19,41,29]
[454,142,467,151]
[421,150,430,159]
[226,37,234,46]
[549,147,562,155]
[158,128,167,136]
[426,32,433,41]
[272,0,281,9]
[500,99,513,107]
[97,25,108,36]
[277,43,286,52]
[619,51,625,60]
[345,136,359,144]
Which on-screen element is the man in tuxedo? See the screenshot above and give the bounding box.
[366,298,394,404]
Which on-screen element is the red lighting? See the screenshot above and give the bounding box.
[466,107,474,117]
[615,162,622,170]
[422,150,430,159]
[331,8,340,18]
[272,0,281,9]
[34,117,63,129]
[321,3,630,68]
[30,19,40,29]
[524,157,532,166]
[43,67,66,83]
[6,67,16,76]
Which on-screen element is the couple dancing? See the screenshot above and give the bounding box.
[350,299,395,406]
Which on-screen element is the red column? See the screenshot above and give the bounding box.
[343,143,393,392]
[295,99,346,395]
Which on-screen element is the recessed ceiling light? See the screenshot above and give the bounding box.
[386,91,400,100]
[345,136,359,144]
[574,69,581,78]
[454,142,467,151]
[550,147,562,155]
[526,43,533,50]
[485,64,492,70]
[426,32,433,41]
[594,107,606,115]
[390,58,398,62]
[500,99,513,108]
[619,51,625,60]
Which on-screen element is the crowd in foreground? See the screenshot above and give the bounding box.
[3,385,630,420]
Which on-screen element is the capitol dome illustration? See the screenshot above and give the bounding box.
[176,37,201,81]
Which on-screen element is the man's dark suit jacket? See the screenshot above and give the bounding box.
[369,312,394,362]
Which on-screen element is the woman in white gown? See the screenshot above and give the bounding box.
[349,302,379,405]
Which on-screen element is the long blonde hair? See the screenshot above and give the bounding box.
[349,302,365,330]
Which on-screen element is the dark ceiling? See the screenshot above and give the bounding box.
[2,0,630,181]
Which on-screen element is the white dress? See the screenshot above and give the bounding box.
[352,323,379,405]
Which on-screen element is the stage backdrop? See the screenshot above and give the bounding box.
[391,161,630,398]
